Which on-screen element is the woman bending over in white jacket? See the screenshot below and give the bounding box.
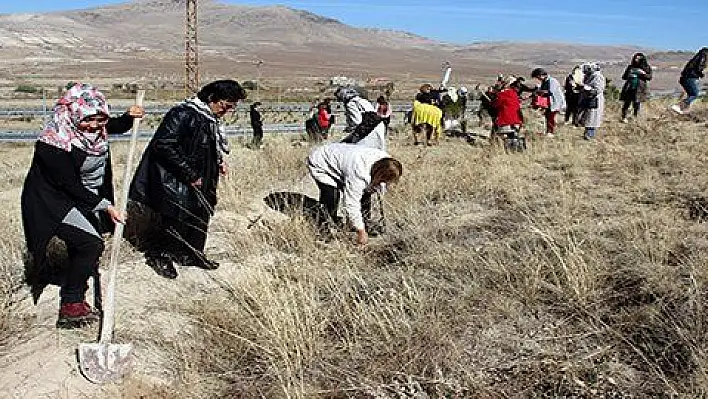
[307,142,402,245]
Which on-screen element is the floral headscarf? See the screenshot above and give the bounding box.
[38,83,110,156]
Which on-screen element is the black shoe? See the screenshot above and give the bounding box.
[176,255,219,270]
[147,255,178,279]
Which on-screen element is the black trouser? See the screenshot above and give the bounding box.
[565,93,580,124]
[315,181,371,229]
[622,100,641,119]
[251,125,263,147]
[55,224,104,305]
[146,213,209,260]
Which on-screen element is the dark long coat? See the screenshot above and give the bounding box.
[129,104,220,230]
[620,64,653,103]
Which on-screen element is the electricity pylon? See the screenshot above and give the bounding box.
[185,0,199,96]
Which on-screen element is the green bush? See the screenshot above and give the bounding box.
[14,84,39,94]
[605,78,620,101]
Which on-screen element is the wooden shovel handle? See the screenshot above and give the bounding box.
[99,90,145,344]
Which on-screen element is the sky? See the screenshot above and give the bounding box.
[2,0,706,51]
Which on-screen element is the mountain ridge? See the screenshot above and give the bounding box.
[0,0,688,92]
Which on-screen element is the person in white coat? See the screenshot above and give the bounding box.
[307,142,402,245]
[334,87,387,151]
[578,62,606,140]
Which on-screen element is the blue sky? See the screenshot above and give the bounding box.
[3,0,706,50]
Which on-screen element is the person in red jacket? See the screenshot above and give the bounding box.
[317,102,330,134]
[492,75,523,145]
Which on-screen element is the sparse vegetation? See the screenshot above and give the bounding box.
[14,84,39,94]
[1,100,708,397]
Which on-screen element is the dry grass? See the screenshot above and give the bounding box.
[0,144,33,355]
[2,99,708,397]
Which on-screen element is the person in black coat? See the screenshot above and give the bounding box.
[672,47,708,115]
[21,83,144,328]
[564,65,583,126]
[129,80,247,279]
[249,101,263,149]
[619,53,652,122]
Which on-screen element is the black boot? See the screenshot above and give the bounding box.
[175,254,219,270]
[146,254,178,279]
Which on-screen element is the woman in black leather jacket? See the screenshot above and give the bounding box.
[129,80,247,278]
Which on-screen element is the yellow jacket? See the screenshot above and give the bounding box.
[412,100,443,138]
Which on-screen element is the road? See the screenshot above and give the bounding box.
[0,123,334,142]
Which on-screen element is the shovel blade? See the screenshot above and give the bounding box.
[78,342,133,384]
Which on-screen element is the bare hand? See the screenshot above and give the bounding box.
[191,177,203,188]
[356,228,368,246]
[219,161,228,177]
[127,105,145,119]
[106,205,125,225]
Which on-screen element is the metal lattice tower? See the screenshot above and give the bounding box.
[185,0,199,96]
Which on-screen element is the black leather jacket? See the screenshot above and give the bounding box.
[682,50,707,79]
[129,104,220,223]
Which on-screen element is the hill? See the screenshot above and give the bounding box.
[0,1,667,84]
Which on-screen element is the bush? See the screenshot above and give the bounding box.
[242,80,258,90]
[605,78,620,101]
[14,84,39,94]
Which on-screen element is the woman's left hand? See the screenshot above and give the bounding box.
[356,228,368,246]
[106,205,126,225]
[219,161,229,176]
[127,105,145,119]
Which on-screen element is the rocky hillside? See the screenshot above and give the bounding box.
[0,0,689,91]
[0,0,442,58]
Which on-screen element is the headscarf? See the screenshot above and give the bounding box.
[582,62,601,75]
[183,96,230,156]
[38,83,110,156]
[502,75,518,88]
[334,86,359,103]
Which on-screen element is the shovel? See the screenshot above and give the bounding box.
[78,90,145,384]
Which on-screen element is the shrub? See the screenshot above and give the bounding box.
[14,84,39,94]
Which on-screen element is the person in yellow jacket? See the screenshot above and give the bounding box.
[411,97,443,146]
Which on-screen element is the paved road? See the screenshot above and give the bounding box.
[0,123,334,142]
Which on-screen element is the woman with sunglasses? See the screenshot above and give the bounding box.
[129,80,247,279]
[21,83,144,328]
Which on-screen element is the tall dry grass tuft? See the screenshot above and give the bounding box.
[0,144,33,354]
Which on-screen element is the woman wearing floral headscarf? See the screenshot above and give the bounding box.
[21,83,144,329]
